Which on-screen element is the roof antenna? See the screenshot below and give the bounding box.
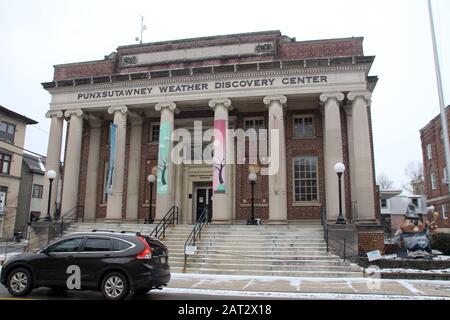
[135,15,147,44]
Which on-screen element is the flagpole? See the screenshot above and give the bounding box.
[428,0,450,188]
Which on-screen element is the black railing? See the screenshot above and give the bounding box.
[321,206,329,251]
[149,206,179,240]
[57,205,84,236]
[321,206,361,263]
[184,208,209,267]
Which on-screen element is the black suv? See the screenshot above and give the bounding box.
[0,231,170,300]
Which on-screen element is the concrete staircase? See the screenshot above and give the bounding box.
[66,222,363,278]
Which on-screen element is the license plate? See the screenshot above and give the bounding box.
[160,256,168,264]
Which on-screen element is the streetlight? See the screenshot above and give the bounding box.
[247,172,258,225]
[144,174,156,224]
[334,163,346,225]
[45,170,57,222]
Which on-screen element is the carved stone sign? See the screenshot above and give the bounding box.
[76,75,329,101]
[120,42,275,67]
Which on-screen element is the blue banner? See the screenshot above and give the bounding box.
[106,123,117,195]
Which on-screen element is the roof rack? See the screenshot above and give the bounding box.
[91,229,143,237]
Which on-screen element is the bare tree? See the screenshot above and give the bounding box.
[377,173,394,190]
[404,161,423,181]
[402,161,424,193]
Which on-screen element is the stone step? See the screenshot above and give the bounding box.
[165,253,341,261]
[164,245,329,252]
[171,261,358,272]
[169,256,348,266]
[169,267,363,278]
[165,248,332,257]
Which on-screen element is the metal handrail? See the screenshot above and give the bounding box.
[149,206,179,240]
[184,208,209,267]
[57,205,84,235]
[321,206,360,262]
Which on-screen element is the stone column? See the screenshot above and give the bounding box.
[126,115,143,222]
[83,117,103,222]
[209,98,232,224]
[61,109,84,215]
[320,92,346,222]
[347,91,376,222]
[42,110,64,217]
[263,95,288,224]
[106,106,128,221]
[344,104,356,222]
[155,102,176,220]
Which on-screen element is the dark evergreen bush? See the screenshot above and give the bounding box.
[432,233,450,255]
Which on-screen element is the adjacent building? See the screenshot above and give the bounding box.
[40,30,381,250]
[0,106,37,239]
[15,155,62,238]
[420,105,450,232]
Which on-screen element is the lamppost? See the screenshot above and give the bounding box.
[334,163,346,225]
[144,174,156,224]
[45,170,57,222]
[247,172,257,225]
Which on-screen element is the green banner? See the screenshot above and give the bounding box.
[157,121,171,195]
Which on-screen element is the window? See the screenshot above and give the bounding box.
[443,205,449,220]
[293,157,318,202]
[47,238,83,253]
[427,144,432,160]
[244,118,265,131]
[431,173,437,190]
[411,198,420,208]
[0,186,7,211]
[150,123,160,143]
[0,154,11,175]
[113,239,132,251]
[0,122,16,144]
[293,115,315,138]
[102,161,110,204]
[83,238,111,252]
[381,198,389,209]
[32,184,43,199]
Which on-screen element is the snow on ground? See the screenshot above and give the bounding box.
[379,268,450,274]
[160,288,450,300]
[170,272,450,285]
[383,254,450,261]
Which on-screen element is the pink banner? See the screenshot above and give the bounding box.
[213,119,226,194]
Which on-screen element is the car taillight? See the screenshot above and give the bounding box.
[136,237,152,260]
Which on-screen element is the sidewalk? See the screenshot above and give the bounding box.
[166,273,450,300]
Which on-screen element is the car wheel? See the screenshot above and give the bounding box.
[101,272,129,300]
[6,268,33,297]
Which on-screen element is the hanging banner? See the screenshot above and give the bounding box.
[213,119,226,194]
[106,123,117,195]
[157,121,171,195]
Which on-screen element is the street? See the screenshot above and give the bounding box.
[0,285,282,300]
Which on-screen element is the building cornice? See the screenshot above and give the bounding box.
[44,63,372,95]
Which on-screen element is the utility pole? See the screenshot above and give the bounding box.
[428,0,450,189]
[135,15,147,44]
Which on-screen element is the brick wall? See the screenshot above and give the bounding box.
[420,107,450,228]
[357,231,385,255]
[53,32,364,81]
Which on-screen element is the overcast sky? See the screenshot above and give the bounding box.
[0,0,449,189]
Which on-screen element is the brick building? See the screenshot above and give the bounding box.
[420,106,450,232]
[40,30,381,244]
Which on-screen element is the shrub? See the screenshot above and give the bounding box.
[432,233,450,255]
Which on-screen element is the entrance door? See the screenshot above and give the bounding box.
[195,187,213,222]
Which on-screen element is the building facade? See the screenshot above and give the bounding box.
[0,106,37,239]
[15,155,62,237]
[420,106,450,232]
[41,31,380,227]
